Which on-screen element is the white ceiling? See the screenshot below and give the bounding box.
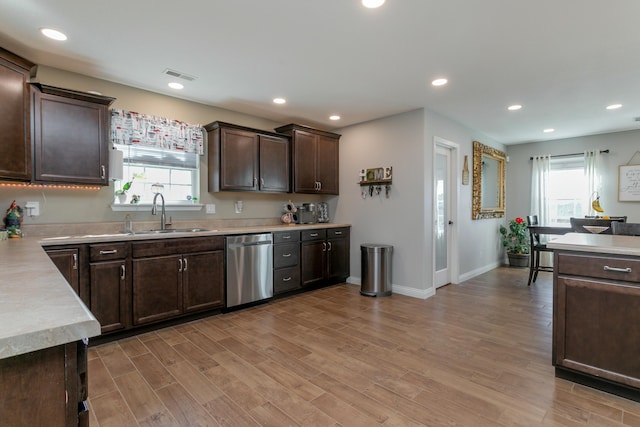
[1,0,639,144]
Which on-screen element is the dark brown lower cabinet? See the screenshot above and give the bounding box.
[0,341,86,427]
[131,237,224,326]
[301,227,350,287]
[88,243,130,333]
[273,230,301,294]
[46,247,80,295]
[554,250,640,396]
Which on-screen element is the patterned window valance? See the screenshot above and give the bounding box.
[111,109,204,155]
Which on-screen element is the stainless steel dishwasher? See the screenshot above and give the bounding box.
[225,233,273,308]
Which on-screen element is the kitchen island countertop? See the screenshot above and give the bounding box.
[547,232,640,256]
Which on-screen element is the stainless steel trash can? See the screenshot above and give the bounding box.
[360,244,393,297]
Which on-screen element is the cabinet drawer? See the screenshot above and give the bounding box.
[301,229,326,241]
[328,227,350,239]
[274,267,301,294]
[274,230,300,244]
[557,252,640,283]
[90,243,129,262]
[274,242,300,269]
[132,236,223,258]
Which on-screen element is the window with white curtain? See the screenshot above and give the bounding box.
[114,144,200,204]
[547,155,586,226]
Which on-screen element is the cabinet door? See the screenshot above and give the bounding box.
[32,90,109,185]
[555,275,640,388]
[90,261,128,333]
[327,237,349,281]
[132,255,182,325]
[316,134,339,194]
[220,127,259,191]
[292,130,319,193]
[47,248,80,295]
[0,51,32,181]
[259,134,290,193]
[301,240,326,286]
[183,251,224,313]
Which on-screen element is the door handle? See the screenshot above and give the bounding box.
[322,242,327,251]
[100,165,106,179]
[178,258,183,272]
[99,250,118,255]
[183,257,188,272]
[604,265,631,273]
[72,253,78,270]
[327,241,332,251]
[120,264,125,280]
[282,276,292,282]
[282,253,292,257]
[448,220,454,225]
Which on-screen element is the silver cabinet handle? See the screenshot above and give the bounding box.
[178,258,183,272]
[99,249,118,255]
[260,178,264,187]
[322,242,327,251]
[183,257,188,272]
[282,276,292,282]
[604,265,632,273]
[310,233,319,237]
[282,235,291,239]
[120,264,125,280]
[282,253,292,257]
[101,165,106,179]
[318,181,322,190]
[72,253,78,270]
[327,241,332,251]
[334,231,342,235]
[254,177,258,187]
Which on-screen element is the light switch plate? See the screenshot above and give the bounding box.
[205,204,216,214]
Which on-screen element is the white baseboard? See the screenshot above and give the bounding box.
[458,261,501,283]
[346,276,434,300]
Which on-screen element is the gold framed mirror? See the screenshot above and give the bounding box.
[472,141,506,220]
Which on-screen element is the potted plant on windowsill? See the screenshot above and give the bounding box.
[499,217,530,267]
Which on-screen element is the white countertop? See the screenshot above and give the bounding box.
[1,222,350,359]
[547,232,640,257]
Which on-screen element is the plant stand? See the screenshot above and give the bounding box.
[507,252,530,267]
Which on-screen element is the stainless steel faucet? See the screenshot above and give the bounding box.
[151,192,167,230]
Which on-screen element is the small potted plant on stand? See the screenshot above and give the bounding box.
[499,217,530,267]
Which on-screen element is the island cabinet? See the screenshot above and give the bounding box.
[553,250,640,396]
[89,242,130,333]
[273,230,301,294]
[46,247,82,296]
[0,47,35,181]
[206,121,290,193]
[131,237,224,326]
[274,123,340,195]
[31,84,114,185]
[301,227,350,287]
[0,340,88,427]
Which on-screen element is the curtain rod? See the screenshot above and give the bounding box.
[529,149,609,160]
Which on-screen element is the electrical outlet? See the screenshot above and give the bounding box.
[25,201,40,216]
[205,204,216,214]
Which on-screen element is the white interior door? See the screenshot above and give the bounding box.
[434,141,457,288]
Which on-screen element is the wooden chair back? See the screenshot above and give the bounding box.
[569,217,626,234]
[611,221,640,236]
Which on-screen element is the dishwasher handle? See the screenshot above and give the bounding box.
[227,240,272,249]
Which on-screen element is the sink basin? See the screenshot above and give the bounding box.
[134,228,212,234]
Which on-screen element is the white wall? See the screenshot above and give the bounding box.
[334,108,505,298]
[505,129,640,223]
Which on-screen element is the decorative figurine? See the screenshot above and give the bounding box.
[3,200,23,238]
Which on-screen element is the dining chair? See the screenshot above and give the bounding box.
[611,221,640,236]
[526,215,554,286]
[569,217,626,234]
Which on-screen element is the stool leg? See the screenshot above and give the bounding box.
[533,251,541,282]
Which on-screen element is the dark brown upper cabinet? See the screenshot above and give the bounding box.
[0,48,36,181]
[31,84,115,185]
[275,124,340,195]
[206,121,290,193]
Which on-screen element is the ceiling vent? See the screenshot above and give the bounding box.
[162,68,197,81]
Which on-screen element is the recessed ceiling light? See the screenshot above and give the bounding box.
[168,82,184,90]
[507,104,522,111]
[329,115,341,121]
[40,28,67,41]
[606,104,622,110]
[362,0,385,8]
[273,97,286,104]
[431,78,448,87]
[543,128,555,133]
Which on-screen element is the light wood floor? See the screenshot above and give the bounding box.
[87,267,640,426]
